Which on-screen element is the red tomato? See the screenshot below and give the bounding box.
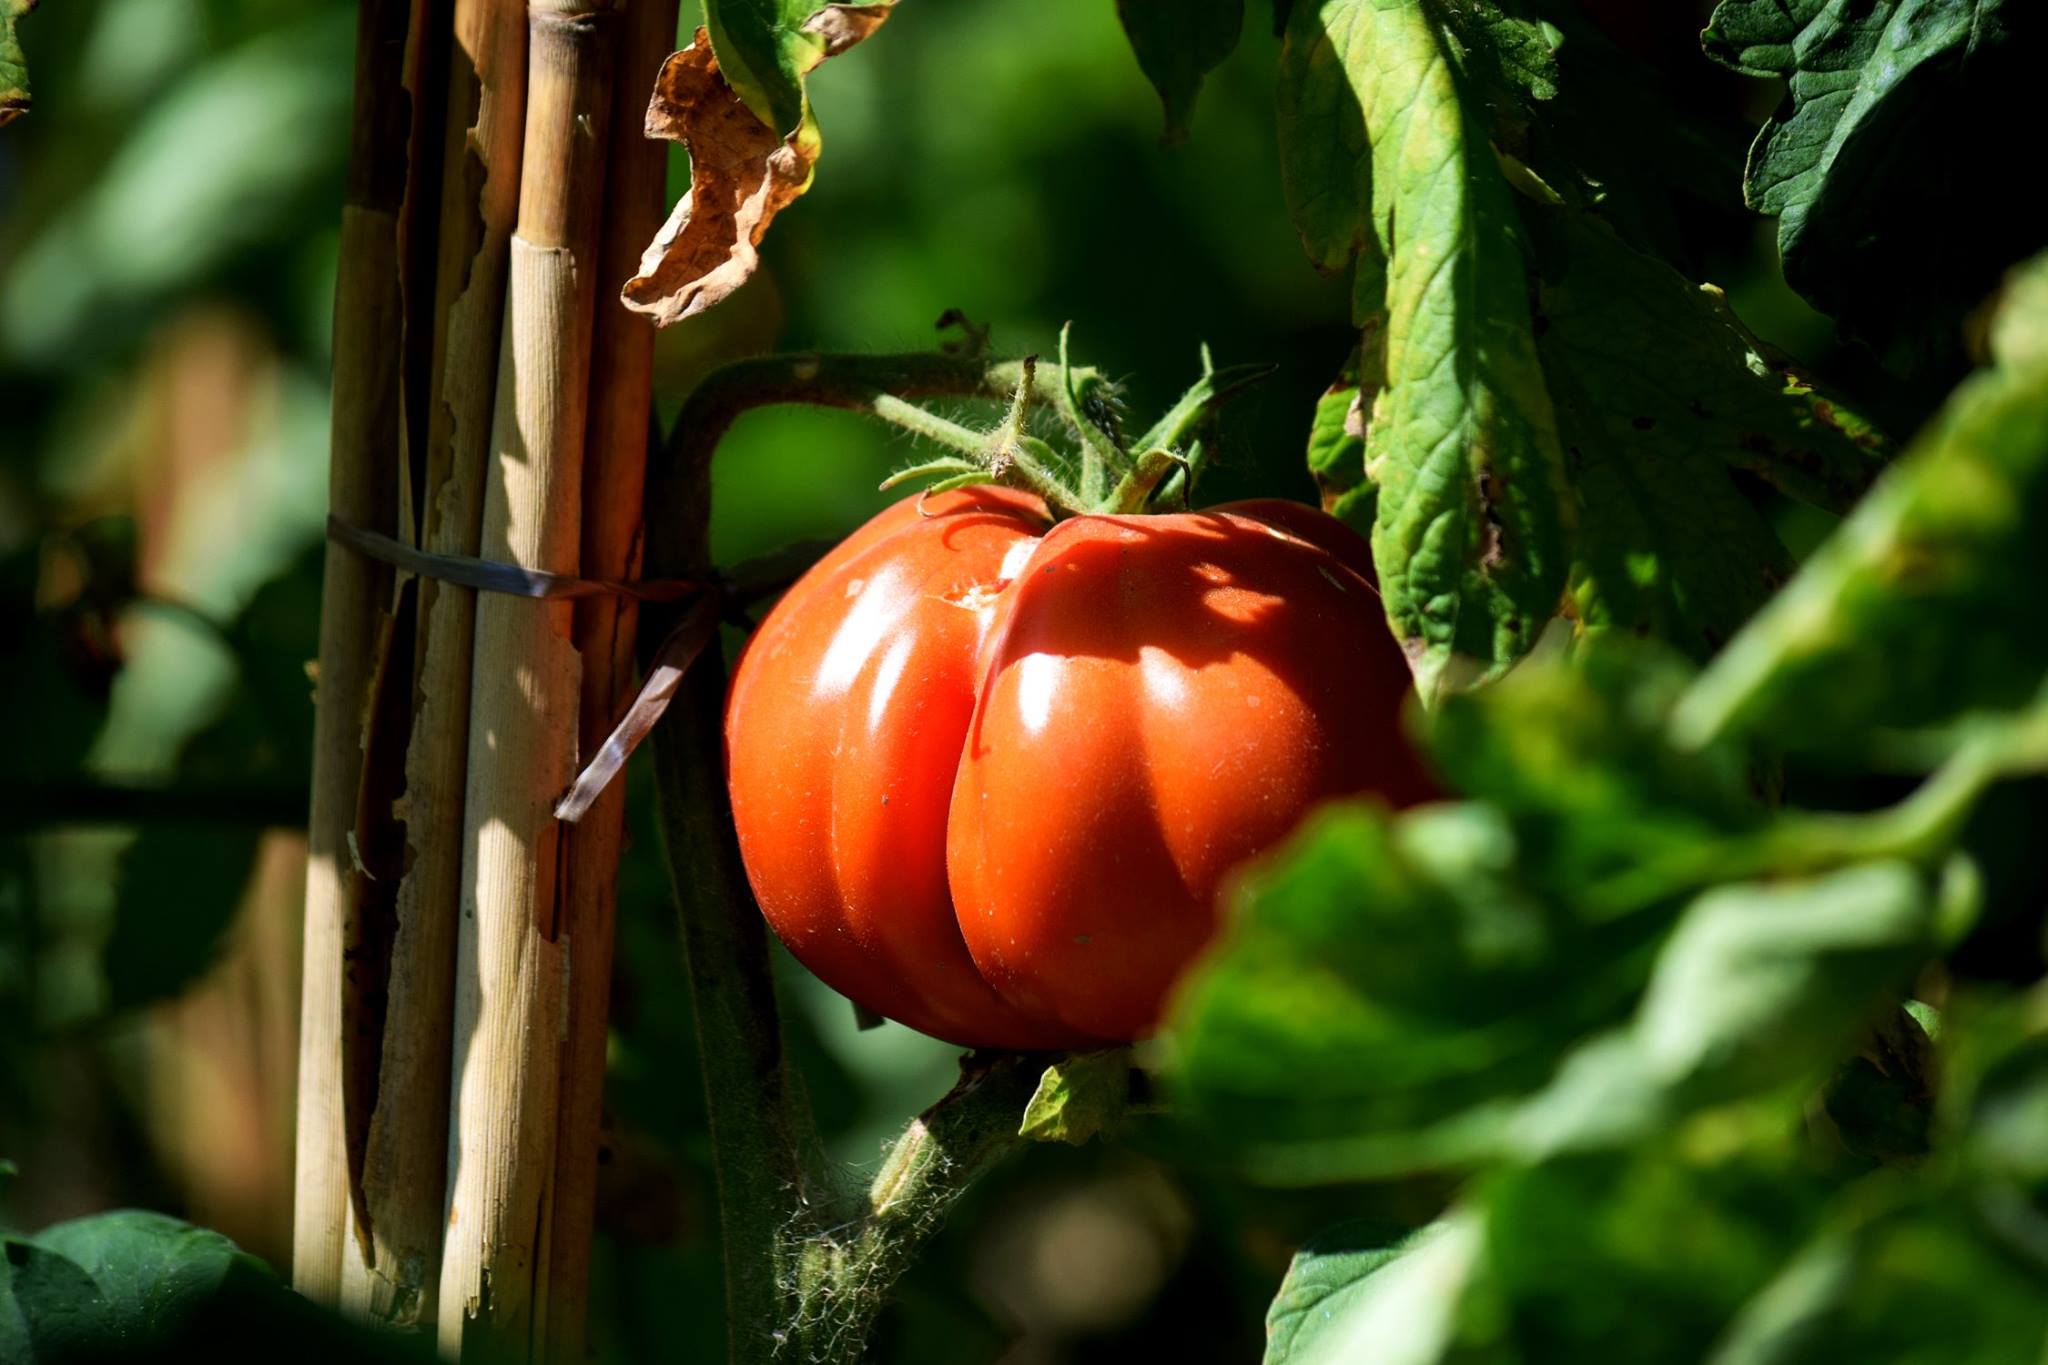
[724,488,1433,1048]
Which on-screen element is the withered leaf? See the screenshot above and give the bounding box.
[622,12,889,326]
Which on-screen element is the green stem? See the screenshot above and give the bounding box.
[1585,733,2012,920]
[1103,448,1181,516]
[648,351,1086,535]
[1056,323,1127,505]
[870,393,991,456]
[644,350,1069,1363]
[781,1056,1046,1362]
[1758,733,2007,871]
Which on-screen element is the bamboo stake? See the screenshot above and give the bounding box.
[294,0,415,1305]
[340,0,529,1327]
[542,0,679,1355]
[438,2,619,1355]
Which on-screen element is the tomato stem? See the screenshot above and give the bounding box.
[643,347,1091,1363]
[1104,446,1183,515]
[869,392,992,456]
[1057,322,1130,505]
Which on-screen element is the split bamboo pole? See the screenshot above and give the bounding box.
[437,1,620,1355]
[293,0,418,1305]
[339,0,530,1326]
[543,0,681,1354]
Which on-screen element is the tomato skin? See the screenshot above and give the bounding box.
[724,491,1431,1048]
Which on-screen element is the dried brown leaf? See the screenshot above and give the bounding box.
[621,16,887,325]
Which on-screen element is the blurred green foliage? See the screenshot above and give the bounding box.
[6,1,2038,1363]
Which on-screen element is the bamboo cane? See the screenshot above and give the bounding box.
[542,0,680,1355]
[438,2,620,1355]
[339,0,529,1326]
[293,0,417,1305]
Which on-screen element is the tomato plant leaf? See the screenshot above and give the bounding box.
[1263,1218,1481,1365]
[1816,1006,1936,1166]
[0,1238,102,1359]
[625,14,890,325]
[1175,640,1956,1183]
[1531,216,1886,660]
[1707,1195,2048,1365]
[1703,0,2044,380]
[1169,802,1642,1171]
[1018,1048,1130,1145]
[1174,639,1771,1177]
[1945,988,2048,1196]
[22,1213,271,1347]
[1474,1145,1822,1359]
[1114,0,1243,144]
[0,0,31,128]
[705,0,893,136]
[1278,0,1573,700]
[1508,862,1937,1164]
[1632,862,1933,1109]
[1429,639,1763,894]
[1305,348,1370,527]
[1673,253,2048,754]
[0,1211,426,1361]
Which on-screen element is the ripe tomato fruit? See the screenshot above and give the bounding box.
[724,487,1433,1048]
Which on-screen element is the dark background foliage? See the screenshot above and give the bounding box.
[4,2,2033,1361]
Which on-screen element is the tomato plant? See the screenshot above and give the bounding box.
[726,488,1432,1046]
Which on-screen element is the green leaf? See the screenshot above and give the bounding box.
[1018,1049,1129,1145]
[1263,1218,1482,1365]
[1114,0,1243,144]
[1816,1006,1936,1166]
[1169,801,1643,1175]
[1632,862,1933,1107]
[0,1211,427,1362]
[1477,1144,1822,1358]
[1703,0,2043,379]
[1673,252,2048,754]
[706,0,893,136]
[1485,863,1933,1164]
[1,1240,101,1360]
[1531,216,1886,660]
[1706,1195,2048,1365]
[1447,5,1557,106]
[1948,986,2048,1196]
[0,13,356,367]
[1305,350,1370,529]
[1175,640,1780,1180]
[0,0,30,127]
[1278,0,1573,700]
[1430,638,1763,898]
[25,1212,271,1347]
